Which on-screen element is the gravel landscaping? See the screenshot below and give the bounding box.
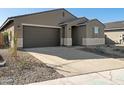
[77,47,123,58]
[0,49,64,85]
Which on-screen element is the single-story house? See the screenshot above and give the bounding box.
[0,8,105,48]
[105,21,124,44]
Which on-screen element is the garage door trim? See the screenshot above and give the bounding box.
[22,23,61,29]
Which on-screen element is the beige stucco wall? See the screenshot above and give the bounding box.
[105,31,124,44]
[76,25,86,38]
[2,22,15,47]
[1,10,105,47]
[63,25,72,46]
[14,9,76,38]
[64,18,88,38]
[71,24,105,46]
[63,20,105,46]
[83,20,105,45]
[86,20,104,38]
[82,38,105,45]
[63,18,88,46]
[13,9,76,47]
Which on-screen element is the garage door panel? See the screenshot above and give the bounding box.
[23,26,60,48]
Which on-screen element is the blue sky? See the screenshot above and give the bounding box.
[0,8,124,26]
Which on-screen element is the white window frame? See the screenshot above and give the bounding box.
[94,26,99,34]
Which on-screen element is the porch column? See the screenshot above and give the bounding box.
[60,28,64,46]
[16,24,23,48]
[64,25,72,46]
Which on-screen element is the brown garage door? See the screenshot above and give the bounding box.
[23,26,60,48]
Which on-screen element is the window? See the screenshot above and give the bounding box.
[94,26,99,34]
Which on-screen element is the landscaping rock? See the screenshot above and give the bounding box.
[0,77,14,85]
[0,49,64,85]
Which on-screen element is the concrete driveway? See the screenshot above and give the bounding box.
[25,47,124,77]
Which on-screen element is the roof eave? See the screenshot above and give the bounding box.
[105,28,124,31]
[85,19,105,27]
[0,18,14,31]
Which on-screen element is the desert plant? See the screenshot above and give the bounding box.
[3,32,9,47]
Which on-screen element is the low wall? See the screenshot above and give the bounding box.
[82,38,105,45]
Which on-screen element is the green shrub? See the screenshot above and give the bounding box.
[3,32,9,47]
[113,48,121,51]
[120,50,124,53]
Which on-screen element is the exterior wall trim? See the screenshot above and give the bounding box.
[82,38,105,45]
[17,38,23,48]
[60,38,64,46]
[22,23,61,29]
[64,38,72,46]
[0,18,14,31]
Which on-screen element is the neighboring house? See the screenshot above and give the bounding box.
[105,21,124,44]
[0,8,105,48]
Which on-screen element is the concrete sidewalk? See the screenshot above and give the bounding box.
[30,68,124,85]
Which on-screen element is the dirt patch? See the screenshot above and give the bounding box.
[0,49,64,85]
[78,47,122,58]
